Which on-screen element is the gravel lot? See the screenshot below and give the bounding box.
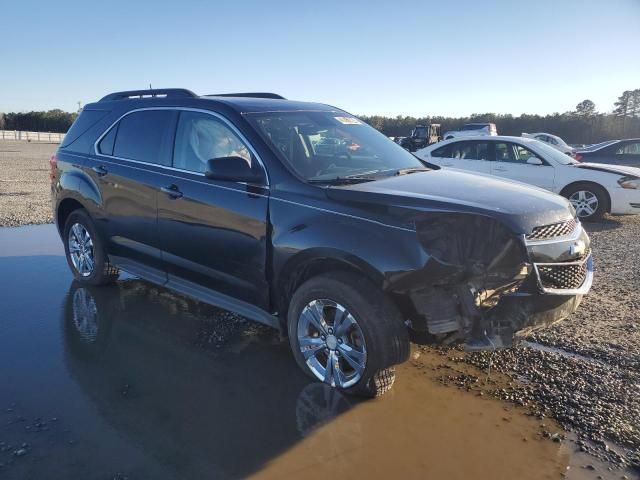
[429,215,640,473]
[1,140,638,475]
[0,141,57,226]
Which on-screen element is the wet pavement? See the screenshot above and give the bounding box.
[0,224,631,479]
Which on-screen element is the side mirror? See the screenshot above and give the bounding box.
[527,157,543,166]
[204,156,264,184]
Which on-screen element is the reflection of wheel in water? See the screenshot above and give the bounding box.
[296,383,352,438]
[63,282,115,359]
[72,287,99,343]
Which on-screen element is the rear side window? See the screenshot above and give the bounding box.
[451,141,489,160]
[461,124,487,131]
[60,109,109,148]
[97,125,117,155]
[617,142,640,155]
[112,110,174,165]
[431,145,451,157]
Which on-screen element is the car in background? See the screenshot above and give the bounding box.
[442,122,497,140]
[416,136,640,221]
[522,132,573,155]
[574,139,640,167]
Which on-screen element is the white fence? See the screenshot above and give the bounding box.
[0,130,65,143]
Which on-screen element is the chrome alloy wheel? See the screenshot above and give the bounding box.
[72,288,98,343]
[68,223,95,277]
[569,190,599,218]
[297,299,367,388]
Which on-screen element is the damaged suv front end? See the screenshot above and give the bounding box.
[405,213,592,348]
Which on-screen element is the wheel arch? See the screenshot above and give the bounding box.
[559,180,611,213]
[56,197,89,235]
[274,248,386,323]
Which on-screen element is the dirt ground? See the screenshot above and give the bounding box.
[0,141,57,227]
[1,140,638,477]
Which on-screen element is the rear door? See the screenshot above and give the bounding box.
[88,109,177,282]
[489,141,555,190]
[157,110,270,309]
[438,140,492,173]
[613,141,640,166]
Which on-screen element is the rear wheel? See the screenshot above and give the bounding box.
[63,209,119,285]
[563,183,608,221]
[287,272,410,397]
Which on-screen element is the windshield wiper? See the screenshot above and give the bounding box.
[394,167,430,175]
[307,175,377,185]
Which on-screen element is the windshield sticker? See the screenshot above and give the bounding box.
[334,116,362,125]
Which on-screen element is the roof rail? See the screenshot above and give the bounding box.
[207,92,286,100]
[99,88,197,102]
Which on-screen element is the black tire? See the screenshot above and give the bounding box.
[287,272,410,397]
[562,183,608,222]
[63,209,119,285]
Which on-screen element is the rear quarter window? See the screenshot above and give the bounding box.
[60,109,110,148]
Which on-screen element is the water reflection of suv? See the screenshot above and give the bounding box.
[52,89,592,396]
[443,122,498,140]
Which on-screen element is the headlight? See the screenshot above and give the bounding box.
[618,176,640,189]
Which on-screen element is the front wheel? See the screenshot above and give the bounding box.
[563,183,608,221]
[287,272,410,397]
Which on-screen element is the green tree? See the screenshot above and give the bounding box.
[614,90,634,136]
[575,99,596,117]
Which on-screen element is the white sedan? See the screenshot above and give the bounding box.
[416,136,640,221]
[522,132,574,155]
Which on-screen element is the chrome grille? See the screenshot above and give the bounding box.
[526,219,577,241]
[537,261,588,290]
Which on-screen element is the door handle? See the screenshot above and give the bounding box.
[493,166,508,172]
[442,163,454,167]
[161,184,183,199]
[92,165,108,176]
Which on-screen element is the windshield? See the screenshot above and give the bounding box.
[247,111,426,182]
[531,140,578,165]
[413,126,427,138]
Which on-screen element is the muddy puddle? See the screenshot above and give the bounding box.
[0,225,628,479]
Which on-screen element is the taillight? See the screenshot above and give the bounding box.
[574,153,583,162]
[49,155,58,182]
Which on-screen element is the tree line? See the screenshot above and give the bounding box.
[0,110,78,133]
[1,89,638,143]
[361,89,640,145]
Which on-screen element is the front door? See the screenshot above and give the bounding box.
[157,110,270,308]
[490,141,555,190]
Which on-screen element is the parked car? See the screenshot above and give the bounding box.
[442,122,497,140]
[522,132,573,155]
[416,136,640,221]
[574,138,640,167]
[52,89,592,396]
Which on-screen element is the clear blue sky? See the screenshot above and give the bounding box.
[1,0,639,117]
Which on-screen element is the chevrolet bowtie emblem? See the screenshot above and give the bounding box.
[570,240,586,257]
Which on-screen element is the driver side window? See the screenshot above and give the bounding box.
[173,111,251,173]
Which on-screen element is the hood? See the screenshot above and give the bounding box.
[325,169,573,235]
[575,162,640,178]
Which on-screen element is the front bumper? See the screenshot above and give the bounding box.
[609,187,640,215]
[524,220,593,296]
